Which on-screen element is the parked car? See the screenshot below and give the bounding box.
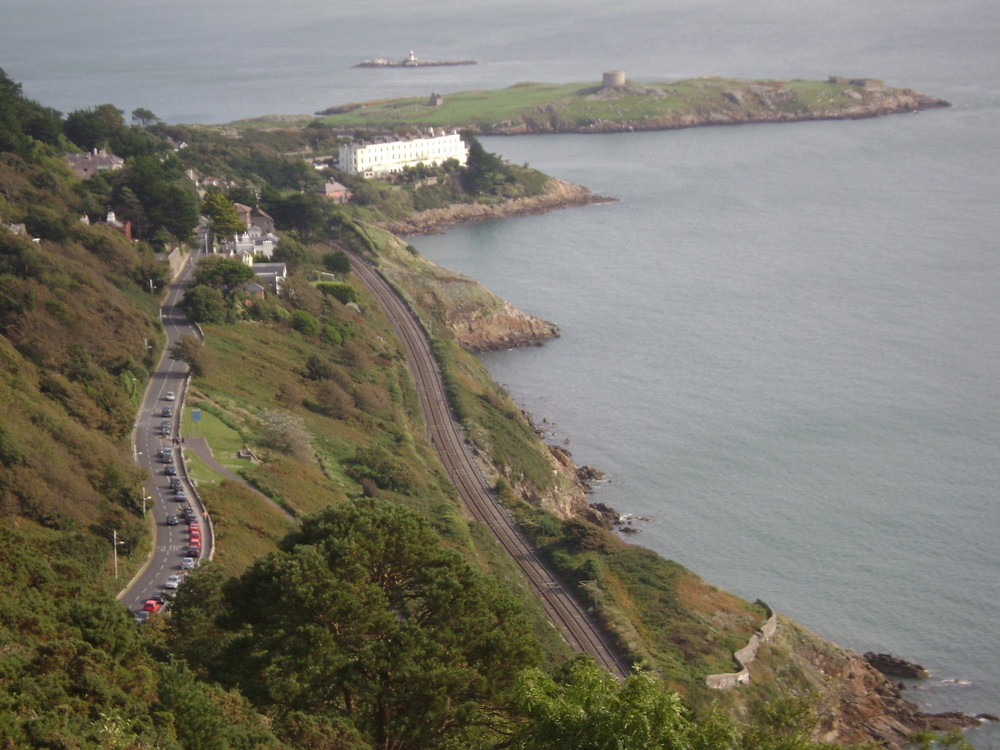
[134,610,150,625]
[160,420,171,436]
[165,391,175,401]
[163,453,174,465]
[169,477,182,489]
[184,544,201,556]
[164,464,176,476]
[162,405,173,417]
[181,557,197,570]
[166,514,179,526]
[163,575,181,590]
[142,599,162,613]
[174,491,187,502]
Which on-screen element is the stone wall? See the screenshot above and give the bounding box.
[706,600,778,689]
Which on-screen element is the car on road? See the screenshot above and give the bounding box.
[162,406,173,417]
[174,491,187,502]
[184,544,200,556]
[163,575,181,590]
[164,464,176,476]
[169,477,182,489]
[160,420,171,435]
[142,599,162,613]
[165,391,175,401]
[163,452,174,464]
[134,610,150,625]
[166,514,179,526]
[181,557,197,570]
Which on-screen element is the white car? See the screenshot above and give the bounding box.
[165,391,175,401]
[181,557,197,570]
[164,575,181,590]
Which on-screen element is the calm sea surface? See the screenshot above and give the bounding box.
[4,0,998,743]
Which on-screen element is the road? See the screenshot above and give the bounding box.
[119,251,214,616]
[345,249,630,679]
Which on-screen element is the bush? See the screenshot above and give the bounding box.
[290,309,320,336]
[316,281,359,305]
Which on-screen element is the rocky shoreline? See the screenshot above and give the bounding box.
[377,177,613,237]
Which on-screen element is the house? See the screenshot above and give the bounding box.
[229,225,279,259]
[104,211,132,241]
[318,180,352,204]
[241,281,267,305]
[233,202,254,230]
[251,209,275,234]
[253,262,287,294]
[338,128,468,178]
[66,148,125,180]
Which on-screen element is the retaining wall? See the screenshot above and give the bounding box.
[706,600,778,689]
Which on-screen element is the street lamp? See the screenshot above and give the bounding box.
[113,530,126,578]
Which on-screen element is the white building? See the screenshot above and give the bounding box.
[338,129,468,178]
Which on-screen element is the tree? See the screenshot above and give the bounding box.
[201,190,246,246]
[510,660,706,750]
[193,255,256,303]
[258,408,313,459]
[322,250,352,274]
[131,107,160,128]
[64,103,127,151]
[217,500,539,749]
[180,284,231,323]
[169,334,210,377]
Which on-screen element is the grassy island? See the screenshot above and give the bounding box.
[304,76,949,135]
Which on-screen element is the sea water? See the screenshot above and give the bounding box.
[3,0,998,743]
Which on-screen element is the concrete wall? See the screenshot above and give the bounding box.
[706,600,778,689]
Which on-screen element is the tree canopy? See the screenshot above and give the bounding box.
[205,500,540,749]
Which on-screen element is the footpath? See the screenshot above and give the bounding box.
[182,436,296,522]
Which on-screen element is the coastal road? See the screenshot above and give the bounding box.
[345,248,630,679]
[119,251,213,615]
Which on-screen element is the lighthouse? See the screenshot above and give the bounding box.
[409,50,416,61]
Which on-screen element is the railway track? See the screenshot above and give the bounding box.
[346,249,630,679]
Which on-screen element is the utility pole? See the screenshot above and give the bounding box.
[113,529,119,578]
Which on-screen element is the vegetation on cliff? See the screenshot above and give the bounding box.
[0,69,975,748]
[309,76,950,134]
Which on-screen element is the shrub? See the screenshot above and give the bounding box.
[290,309,319,336]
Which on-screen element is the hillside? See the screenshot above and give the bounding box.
[0,69,981,748]
[306,76,949,135]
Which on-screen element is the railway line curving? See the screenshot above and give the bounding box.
[345,248,630,679]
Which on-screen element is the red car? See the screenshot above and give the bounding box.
[142,599,162,613]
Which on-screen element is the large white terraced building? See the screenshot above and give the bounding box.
[338,129,468,178]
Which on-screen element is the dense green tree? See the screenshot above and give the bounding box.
[64,103,128,151]
[169,333,210,377]
[114,153,199,241]
[263,192,325,241]
[0,68,63,156]
[180,283,232,323]
[193,255,256,303]
[216,500,539,749]
[322,249,352,274]
[201,190,247,245]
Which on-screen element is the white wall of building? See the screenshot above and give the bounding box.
[339,130,468,177]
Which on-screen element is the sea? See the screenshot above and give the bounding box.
[3,0,998,744]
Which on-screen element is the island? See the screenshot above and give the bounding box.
[354,50,476,68]
[314,72,949,134]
